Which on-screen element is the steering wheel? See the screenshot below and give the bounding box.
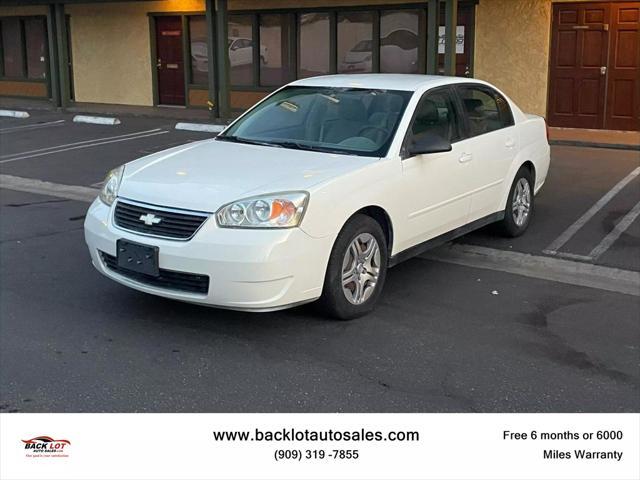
[357,125,390,141]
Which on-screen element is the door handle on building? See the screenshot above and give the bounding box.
[600,66,607,75]
[156,58,162,69]
[458,153,473,163]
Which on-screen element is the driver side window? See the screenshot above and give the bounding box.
[408,90,461,144]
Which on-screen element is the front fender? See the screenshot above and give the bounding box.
[299,157,402,250]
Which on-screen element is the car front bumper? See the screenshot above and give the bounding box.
[84,198,334,311]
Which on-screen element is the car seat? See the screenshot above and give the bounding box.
[320,97,368,144]
[463,98,489,136]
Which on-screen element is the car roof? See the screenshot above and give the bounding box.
[290,74,481,92]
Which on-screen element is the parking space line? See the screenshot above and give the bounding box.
[0,174,98,202]
[0,130,169,164]
[0,128,162,160]
[589,200,640,260]
[543,166,640,256]
[0,120,66,133]
[423,243,640,297]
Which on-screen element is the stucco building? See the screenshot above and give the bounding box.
[0,0,638,131]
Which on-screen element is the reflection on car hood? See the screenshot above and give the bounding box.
[118,139,376,212]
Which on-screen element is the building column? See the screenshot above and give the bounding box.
[205,0,217,118]
[46,4,61,107]
[425,0,440,75]
[47,2,70,108]
[443,0,458,76]
[53,2,71,108]
[214,0,230,120]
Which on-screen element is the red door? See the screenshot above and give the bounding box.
[605,2,640,131]
[155,16,185,106]
[548,2,610,129]
[548,2,640,131]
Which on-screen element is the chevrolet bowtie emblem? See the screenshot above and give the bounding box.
[139,213,162,226]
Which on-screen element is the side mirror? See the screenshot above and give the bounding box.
[405,132,452,158]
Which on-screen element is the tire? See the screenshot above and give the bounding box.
[318,214,388,320]
[498,166,534,237]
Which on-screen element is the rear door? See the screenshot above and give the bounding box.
[455,84,517,221]
[398,87,473,251]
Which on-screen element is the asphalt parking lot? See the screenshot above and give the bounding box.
[0,111,638,413]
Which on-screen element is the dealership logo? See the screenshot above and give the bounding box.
[22,436,70,457]
[139,213,162,225]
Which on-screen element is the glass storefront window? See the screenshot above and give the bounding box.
[229,14,254,86]
[24,18,46,80]
[1,18,24,78]
[298,13,330,79]
[337,12,373,74]
[188,16,208,86]
[259,14,291,87]
[380,10,421,74]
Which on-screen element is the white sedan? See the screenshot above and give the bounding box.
[85,74,549,319]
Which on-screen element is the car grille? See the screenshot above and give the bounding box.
[100,251,210,295]
[114,199,209,240]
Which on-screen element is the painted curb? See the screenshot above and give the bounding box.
[0,110,30,118]
[175,122,225,133]
[73,115,121,125]
[549,139,640,151]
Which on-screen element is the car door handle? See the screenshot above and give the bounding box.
[505,138,516,149]
[458,153,473,163]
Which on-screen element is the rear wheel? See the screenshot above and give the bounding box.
[498,166,534,237]
[318,214,388,320]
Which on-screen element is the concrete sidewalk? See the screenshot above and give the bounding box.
[549,127,640,151]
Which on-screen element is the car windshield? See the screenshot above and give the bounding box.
[218,86,413,157]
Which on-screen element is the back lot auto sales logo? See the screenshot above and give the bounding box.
[22,436,70,458]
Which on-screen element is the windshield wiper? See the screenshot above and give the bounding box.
[216,135,282,148]
[218,136,354,155]
[271,140,347,155]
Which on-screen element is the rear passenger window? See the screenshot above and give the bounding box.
[459,86,514,137]
[408,90,461,143]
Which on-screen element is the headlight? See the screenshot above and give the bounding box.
[99,165,124,206]
[216,191,309,228]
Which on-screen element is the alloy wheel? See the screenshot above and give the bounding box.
[512,178,531,227]
[341,233,381,305]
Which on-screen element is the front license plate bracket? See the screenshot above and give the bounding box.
[116,239,159,277]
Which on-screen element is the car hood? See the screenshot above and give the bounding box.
[118,139,376,212]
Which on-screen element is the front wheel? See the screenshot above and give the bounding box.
[498,167,534,237]
[318,214,388,320]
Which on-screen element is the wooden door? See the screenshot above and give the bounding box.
[605,2,640,131]
[548,3,610,129]
[155,16,185,106]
